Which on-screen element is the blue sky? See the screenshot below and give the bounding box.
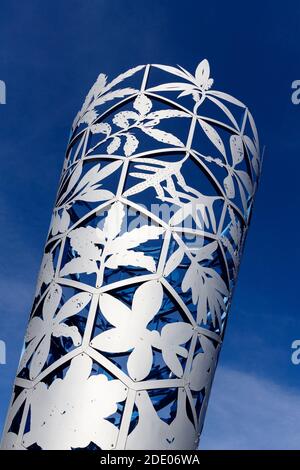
[0,0,300,449]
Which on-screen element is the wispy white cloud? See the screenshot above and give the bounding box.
[200,366,300,449]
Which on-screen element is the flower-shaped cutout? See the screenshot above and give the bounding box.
[91,281,193,381]
[19,284,91,379]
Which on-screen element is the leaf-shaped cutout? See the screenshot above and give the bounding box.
[161,322,193,347]
[52,323,82,346]
[167,195,216,231]
[236,170,253,195]
[51,210,69,235]
[127,341,153,381]
[18,335,41,372]
[42,284,62,323]
[69,226,104,258]
[147,82,195,93]
[60,258,98,276]
[198,119,226,157]
[74,160,121,195]
[35,252,54,297]
[178,88,199,98]
[190,336,217,391]
[195,240,218,263]
[74,164,101,192]
[152,64,193,81]
[92,292,138,351]
[110,225,164,252]
[207,95,239,130]
[252,157,260,175]
[223,173,235,198]
[141,127,184,146]
[106,250,156,272]
[124,134,139,156]
[94,160,123,182]
[200,334,217,356]
[60,209,70,232]
[160,322,193,377]
[169,205,189,226]
[79,163,117,198]
[78,189,113,202]
[133,94,152,115]
[82,109,98,125]
[198,269,228,327]
[228,221,242,250]
[29,334,51,380]
[230,135,244,166]
[91,326,134,353]
[99,292,132,327]
[195,59,210,88]
[132,280,163,323]
[50,211,60,236]
[162,349,184,377]
[113,111,139,129]
[182,198,217,232]
[25,316,43,342]
[208,268,228,297]
[91,72,107,98]
[181,249,228,328]
[62,163,83,200]
[181,262,197,296]
[247,110,259,148]
[178,64,197,81]
[103,202,125,240]
[93,88,138,108]
[101,65,145,95]
[72,66,143,130]
[55,292,92,323]
[208,90,245,107]
[107,136,121,154]
[243,135,258,160]
[236,178,248,215]
[164,247,185,276]
[189,352,210,391]
[146,110,190,120]
[205,279,226,327]
[90,122,111,134]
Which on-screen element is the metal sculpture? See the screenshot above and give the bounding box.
[1,60,261,450]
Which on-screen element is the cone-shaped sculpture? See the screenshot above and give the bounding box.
[1,60,261,450]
